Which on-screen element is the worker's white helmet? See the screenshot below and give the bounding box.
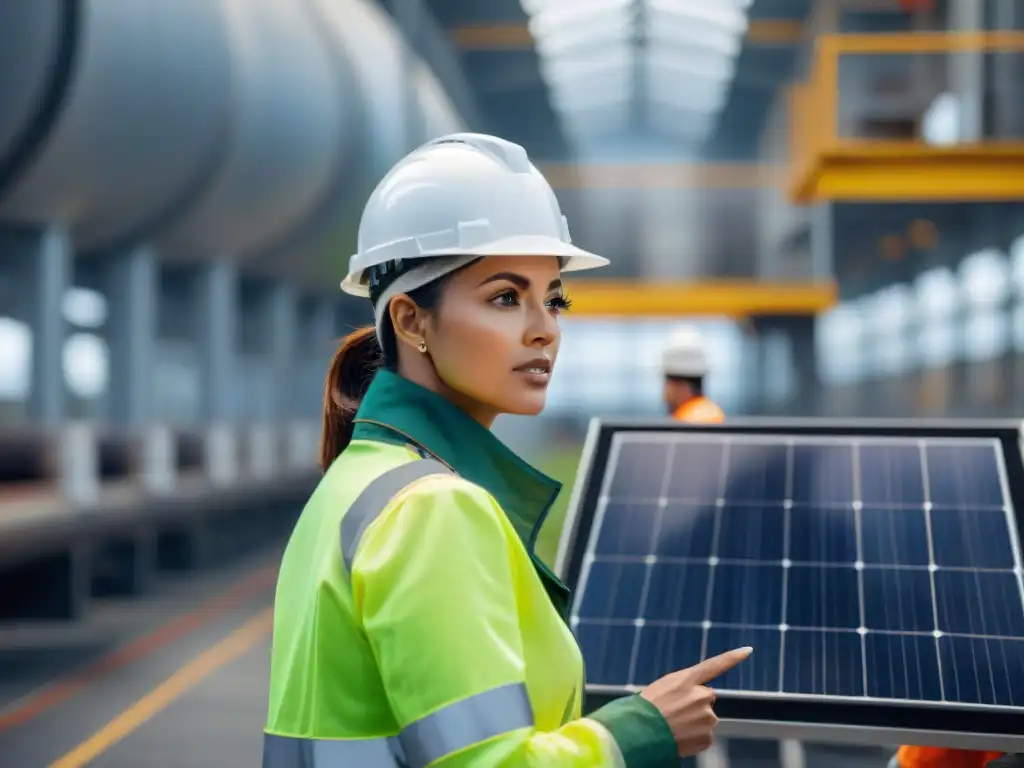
[662,325,710,378]
[341,133,608,297]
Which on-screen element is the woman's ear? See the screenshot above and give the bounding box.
[389,294,427,351]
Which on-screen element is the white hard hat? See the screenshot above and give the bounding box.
[662,325,710,378]
[340,133,608,297]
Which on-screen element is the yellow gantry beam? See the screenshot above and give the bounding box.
[449,19,805,51]
[789,31,1024,204]
[563,280,838,318]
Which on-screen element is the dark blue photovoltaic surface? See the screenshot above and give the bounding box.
[573,435,1024,708]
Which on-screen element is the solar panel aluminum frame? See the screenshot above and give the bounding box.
[555,417,1024,753]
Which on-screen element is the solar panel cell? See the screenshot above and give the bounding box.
[863,633,942,700]
[939,636,1024,706]
[575,620,633,686]
[934,571,1024,637]
[593,501,660,556]
[654,503,716,559]
[859,507,930,565]
[926,444,1004,508]
[708,564,783,625]
[781,629,864,696]
[704,627,783,691]
[859,444,926,506]
[930,508,1016,568]
[634,625,705,686]
[722,444,788,504]
[787,504,858,562]
[716,505,785,561]
[577,562,646,620]
[861,568,935,632]
[786,565,860,629]
[644,563,709,622]
[667,442,725,501]
[790,444,854,505]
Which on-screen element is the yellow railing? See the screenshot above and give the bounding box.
[788,31,1024,202]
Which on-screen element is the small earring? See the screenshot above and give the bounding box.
[417,341,428,354]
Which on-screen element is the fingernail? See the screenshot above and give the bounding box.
[741,646,754,653]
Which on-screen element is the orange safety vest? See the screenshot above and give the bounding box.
[896,747,1004,768]
[672,396,725,424]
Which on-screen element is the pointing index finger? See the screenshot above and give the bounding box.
[685,646,753,684]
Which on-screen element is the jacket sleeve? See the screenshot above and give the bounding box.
[350,476,678,768]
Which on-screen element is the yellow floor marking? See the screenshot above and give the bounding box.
[48,607,273,768]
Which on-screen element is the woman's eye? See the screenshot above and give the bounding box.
[547,294,573,313]
[492,290,519,307]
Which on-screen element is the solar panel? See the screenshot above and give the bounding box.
[556,419,1024,752]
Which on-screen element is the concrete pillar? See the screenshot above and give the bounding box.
[3,227,72,425]
[305,296,337,417]
[947,0,985,142]
[307,296,338,357]
[193,261,238,422]
[102,246,157,426]
[989,0,1024,139]
[809,203,835,281]
[752,315,820,416]
[266,282,298,420]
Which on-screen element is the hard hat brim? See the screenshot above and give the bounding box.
[340,235,609,297]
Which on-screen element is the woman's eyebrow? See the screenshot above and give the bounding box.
[477,272,530,289]
[476,273,564,293]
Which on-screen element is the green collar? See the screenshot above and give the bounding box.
[351,369,563,555]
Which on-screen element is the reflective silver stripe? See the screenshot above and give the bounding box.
[262,733,408,767]
[340,459,451,572]
[399,683,535,768]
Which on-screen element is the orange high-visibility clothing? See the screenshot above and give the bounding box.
[896,747,1003,768]
[672,397,725,424]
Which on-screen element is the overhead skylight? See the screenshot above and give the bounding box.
[521,0,753,145]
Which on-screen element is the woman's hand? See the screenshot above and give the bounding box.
[639,646,753,757]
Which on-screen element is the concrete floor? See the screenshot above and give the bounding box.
[0,545,279,767]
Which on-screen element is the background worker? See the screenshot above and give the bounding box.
[889,745,1006,768]
[662,325,725,423]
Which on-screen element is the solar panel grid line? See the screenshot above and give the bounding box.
[917,440,947,702]
[575,554,1016,573]
[624,441,678,687]
[851,440,869,699]
[573,618,1024,643]
[778,440,794,695]
[572,430,1024,711]
[697,440,730,665]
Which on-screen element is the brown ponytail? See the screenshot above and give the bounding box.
[320,326,383,471]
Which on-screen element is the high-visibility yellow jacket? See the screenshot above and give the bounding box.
[672,396,725,424]
[264,369,678,767]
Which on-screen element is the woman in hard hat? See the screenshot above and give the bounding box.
[263,133,752,767]
[662,325,725,423]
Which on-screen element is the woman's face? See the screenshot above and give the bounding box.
[394,256,570,427]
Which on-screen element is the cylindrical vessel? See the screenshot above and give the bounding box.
[0,0,234,255]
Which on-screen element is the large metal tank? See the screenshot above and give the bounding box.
[153,0,346,274]
[0,2,71,197]
[250,0,468,291]
[415,61,467,142]
[0,0,233,255]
